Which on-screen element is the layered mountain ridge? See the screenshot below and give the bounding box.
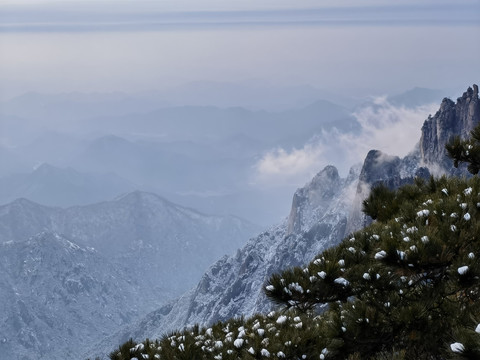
[0,192,259,360]
[90,84,480,358]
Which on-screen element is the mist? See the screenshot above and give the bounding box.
[1,0,479,225]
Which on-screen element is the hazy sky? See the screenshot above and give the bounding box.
[0,0,479,99]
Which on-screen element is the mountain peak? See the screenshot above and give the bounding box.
[420,84,480,172]
[114,190,172,207]
[287,165,343,235]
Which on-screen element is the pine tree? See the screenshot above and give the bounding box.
[264,175,480,359]
[446,123,480,175]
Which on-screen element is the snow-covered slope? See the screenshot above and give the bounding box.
[0,232,140,360]
[0,191,259,296]
[90,85,480,358]
[0,192,260,360]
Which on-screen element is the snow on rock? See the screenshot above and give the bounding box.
[458,266,469,275]
[375,250,387,260]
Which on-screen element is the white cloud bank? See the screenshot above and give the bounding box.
[253,99,439,187]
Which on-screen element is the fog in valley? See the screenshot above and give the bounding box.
[2,0,478,225]
[0,84,448,225]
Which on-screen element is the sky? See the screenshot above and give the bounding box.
[0,0,479,99]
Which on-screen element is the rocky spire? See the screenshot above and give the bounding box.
[420,84,480,172]
[286,165,343,235]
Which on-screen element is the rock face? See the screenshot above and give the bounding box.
[345,148,429,235]
[348,84,479,234]
[287,165,346,235]
[90,85,480,359]
[420,84,480,172]
[0,192,259,360]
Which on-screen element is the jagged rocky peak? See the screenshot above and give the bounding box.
[420,84,480,172]
[287,165,342,235]
[359,150,400,185]
[346,149,430,235]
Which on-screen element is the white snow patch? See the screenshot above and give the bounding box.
[334,277,350,287]
[406,226,418,233]
[234,339,244,348]
[450,342,465,353]
[261,349,271,357]
[458,266,469,275]
[417,209,429,217]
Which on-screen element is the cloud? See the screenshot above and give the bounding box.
[252,99,439,187]
[341,98,439,162]
[1,2,478,33]
[252,143,328,187]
